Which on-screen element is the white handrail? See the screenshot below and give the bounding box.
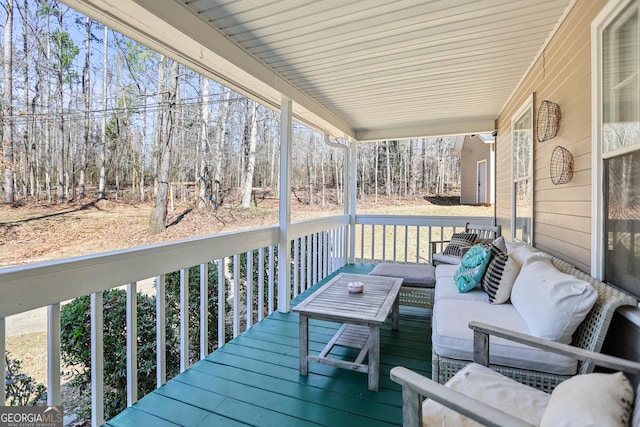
[0,226,279,318]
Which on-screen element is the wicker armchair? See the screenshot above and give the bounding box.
[392,321,640,427]
[431,255,637,392]
[430,223,502,266]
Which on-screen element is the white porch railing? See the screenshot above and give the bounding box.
[0,214,491,425]
[354,215,493,264]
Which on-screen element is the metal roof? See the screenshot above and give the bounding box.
[63,0,575,141]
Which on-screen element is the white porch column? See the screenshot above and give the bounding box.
[348,140,357,264]
[278,96,292,313]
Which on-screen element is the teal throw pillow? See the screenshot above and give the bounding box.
[454,244,492,293]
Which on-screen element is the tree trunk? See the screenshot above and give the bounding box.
[3,0,15,204]
[213,87,230,206]
[408,138,417,196]
[241,100,257,208]
[198,77,210,208]
[149,59,178,234]
[44,14,51,203]
[307,134,314,206]
[99,25,108,199]
[385,141,392,197]
[21,0,31,198]
[374,142,379,203]
[78,17,91,199]
[421,138,427,190]
[56,11,65,204]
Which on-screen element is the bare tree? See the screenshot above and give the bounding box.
[241,100,257,208]
[98,25,108,199]
[198,77,209,207]
[212,86,230,205]
[385,141,392,197]
[55,8,64,203]
[3,0,16,204]
[408,138,417,196]
[149,59,178,234]
[78,16,91,199]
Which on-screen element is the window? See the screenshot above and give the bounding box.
[593,0,640,297]
[512,96,534,243]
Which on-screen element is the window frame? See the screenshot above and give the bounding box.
[592,0,640,281]
[511,94,534,244]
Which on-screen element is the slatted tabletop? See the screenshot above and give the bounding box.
[293,273,403,324]
[106,264,432,427]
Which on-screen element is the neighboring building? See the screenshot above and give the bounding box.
[458,134,495,205]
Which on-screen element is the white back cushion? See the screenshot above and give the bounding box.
[510,256,598,343]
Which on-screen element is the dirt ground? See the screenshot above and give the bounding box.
[0,192,491,416]
[0,193,488,268]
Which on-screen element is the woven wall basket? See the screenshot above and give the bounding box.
[550,146,574,185]
[537,100,561,142]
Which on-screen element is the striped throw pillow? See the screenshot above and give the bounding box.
[480,248,521,304]
[442,233,477,257]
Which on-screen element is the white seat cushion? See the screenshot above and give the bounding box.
[432,299,578,375]
[435,264,458,281]
[423,363,550,426]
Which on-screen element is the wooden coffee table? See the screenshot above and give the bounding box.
[293,273,403,391]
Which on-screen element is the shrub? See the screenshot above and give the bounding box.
[229,248,279,320]
[5,352,47,406]
[164,262,232,358]
[60,289,180,420]
[60,261,231,420]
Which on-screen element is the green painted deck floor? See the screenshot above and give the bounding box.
[106,264,432,426]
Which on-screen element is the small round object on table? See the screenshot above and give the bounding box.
[348,281,364,293]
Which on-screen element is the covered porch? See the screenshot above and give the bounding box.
[2,0,639,426]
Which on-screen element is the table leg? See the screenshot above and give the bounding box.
[392,294,400,331]
[299,314,309,376]
[368,325,380,391]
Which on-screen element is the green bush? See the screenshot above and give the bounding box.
[5,352,47,406]
[60,261,232,420]
[164,262,232,357]
[60,289,180,420]
[229,248,279,320]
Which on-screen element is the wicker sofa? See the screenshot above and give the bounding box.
[431,242,637,392]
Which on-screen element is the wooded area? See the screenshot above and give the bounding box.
[0,1,461,232]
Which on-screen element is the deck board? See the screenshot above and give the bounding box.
[106,264,432,427]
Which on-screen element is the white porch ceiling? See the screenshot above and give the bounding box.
[63,0,575,141]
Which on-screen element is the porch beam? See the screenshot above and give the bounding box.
[355,119,496,142]
[278,96,292,313]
